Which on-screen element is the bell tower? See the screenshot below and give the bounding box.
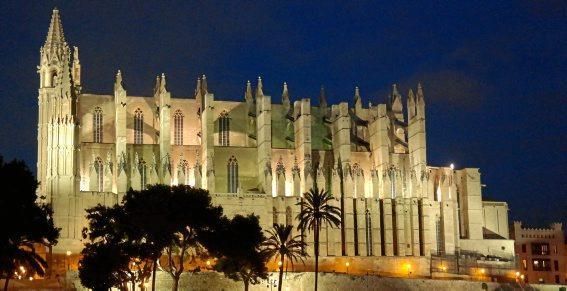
[37,8,80,250]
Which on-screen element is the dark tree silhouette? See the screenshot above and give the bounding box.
[157,185,224,291]
[78,242,130,291]
[0,156,59,291]
[206,214,268,291]
[122,185,177,290]
[296,189,341,291]
[261,224,307,291]
[80,204,153,290]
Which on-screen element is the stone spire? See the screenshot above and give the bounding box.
[319,86,327,109]
[407,88,416,120]
[44,8,66,49]
[245,80,253,103]
[391,84,403,113]
[256,76,264,98]
[153,75,161,95]
[71,46,81,89]
[354,86,362,111]
[201,74,208,95]
[416,82,424,104]
[245,80,254,115]
[159,73,167,93]
[282,82,290,109]
[416,82,425,117]
[114,70,124,92]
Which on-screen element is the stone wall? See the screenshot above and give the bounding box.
[65,271,567,291]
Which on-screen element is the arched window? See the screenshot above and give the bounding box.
[273,207,278,226]
[139,159,147,190]
[174,110,184,145]
[94,157,103,192]
[286,206,292,226]
[93,107,103,143]
[134,108,143,144]
[365,209,373,256]
[219,111,230,146]
[227,156,238,193]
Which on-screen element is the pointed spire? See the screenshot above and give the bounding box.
[391,83,403,112]
[416,82,424,102]
[282,82,289,103]
[407,89,416,120]
[244,80,252,102]
[154,75,161,95]
[201,74,208,95]
[319,86,327,108]
[159,73,167,93]
[45,8,66,48]
[354,86,362,108]
[114,70,124,91]
[256,76,264,97]
[195,77,202,98]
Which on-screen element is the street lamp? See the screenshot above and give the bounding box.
[65,251,72,271]
[404,263,412,277]
[345,261,350,274]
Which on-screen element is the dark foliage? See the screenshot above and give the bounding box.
[0,156,59,291]
[207,214,268,291]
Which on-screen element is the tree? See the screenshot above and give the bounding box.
[78,242,130,291]
[0,157,59,291]
[262,224,307,291]
[122,185,176,291]
[80,204,153,291]
[296,189,341,291]
[156,185,224,291]
[207,215,268,291]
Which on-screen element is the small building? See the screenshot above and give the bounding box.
[512,222,567,284]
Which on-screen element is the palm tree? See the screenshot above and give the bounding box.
[261,224,306,291]
[296,189,341,291]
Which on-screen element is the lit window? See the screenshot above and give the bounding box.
[219,111,230,146]
[227,156,238,193]
[134,108,144,144]
[93,107,103,143]
[94,157,103,192]
[522,259,527,270]
[174,110,184,145]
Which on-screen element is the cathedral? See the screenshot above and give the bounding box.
[37,8,514,269]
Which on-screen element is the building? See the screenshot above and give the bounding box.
[512,222,567,284]
[37,8,515,274]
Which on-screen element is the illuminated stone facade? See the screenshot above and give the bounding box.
[37,8,514,263]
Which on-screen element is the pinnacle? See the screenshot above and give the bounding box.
[45,7,66,48]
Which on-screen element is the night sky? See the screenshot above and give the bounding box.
[0,1,565,225]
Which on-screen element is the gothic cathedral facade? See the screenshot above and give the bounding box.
[37,9,513,261]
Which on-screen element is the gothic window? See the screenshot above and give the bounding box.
[134,108,144,144]
[365,209,373,256]
[286,206,292,226]
[94,157,103,192]
[93,107,103,143]
[227,156,238,193]
[273,207,278,226]
[174,110,184,145]
[219,111,230,146]
[139,159,147,190]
